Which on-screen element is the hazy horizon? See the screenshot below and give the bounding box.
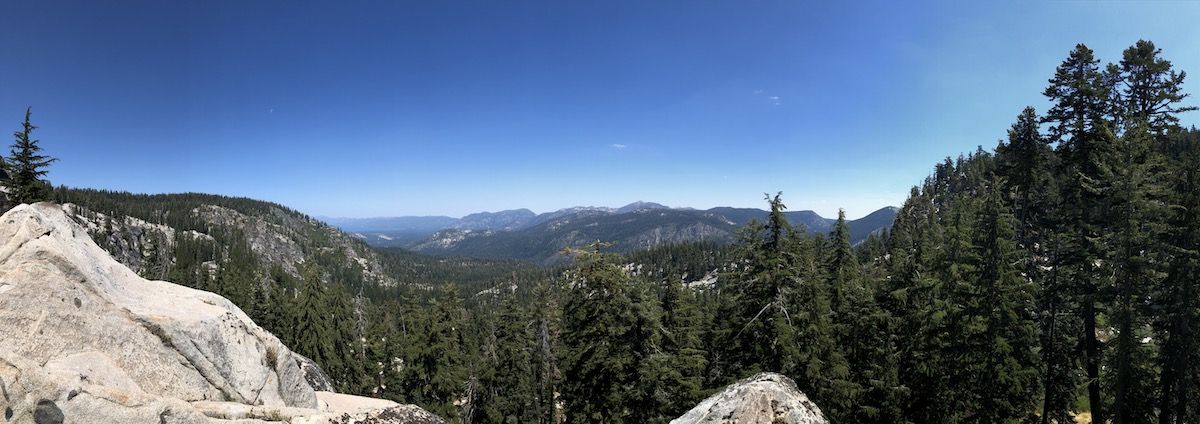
[315,200,899,221]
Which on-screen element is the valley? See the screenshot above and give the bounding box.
[19,39,1193,423]
[326,202,897,263]
[3,2,1199,423]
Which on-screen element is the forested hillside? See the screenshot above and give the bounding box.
[46,187,554,417]
[26,39,1200,424]
[858,41,1200,423]
[388,205,896,263]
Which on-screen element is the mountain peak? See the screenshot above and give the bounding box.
[453,208,537,231]
[616,201,669,214]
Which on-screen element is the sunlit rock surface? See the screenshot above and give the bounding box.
[670,372,827,424]
[0,203,441,423]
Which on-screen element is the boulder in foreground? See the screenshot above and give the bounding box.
[0,203,442,423]
[670,372,827,424]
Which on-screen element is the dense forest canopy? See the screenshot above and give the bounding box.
[8,39,1200,424]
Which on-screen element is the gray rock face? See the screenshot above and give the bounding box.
[0,203,442,423]
[670,373,827,424]
[295,352,336,392]
[62,203,178,280]
[191,204,396,287]
[64,201,397,289]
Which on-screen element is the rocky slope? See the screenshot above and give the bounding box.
[52,188,396,288]
[670,373,827,424]
[0,203,441,423]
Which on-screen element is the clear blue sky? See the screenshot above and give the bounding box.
[2,1,1197,219]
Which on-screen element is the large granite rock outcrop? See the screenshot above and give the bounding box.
[0,203,440,423]
[670,372,827,424]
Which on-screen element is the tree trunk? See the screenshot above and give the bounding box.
[1084,293,1102,424]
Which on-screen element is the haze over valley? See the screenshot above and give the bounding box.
[324,202,898,262]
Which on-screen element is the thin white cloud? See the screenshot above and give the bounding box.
[753,89,782,106]
[611,143,627,150]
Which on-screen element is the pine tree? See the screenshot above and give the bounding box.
[657,275,707,415]
[560,244,641,423]
[250,282,285,336]
[883,186,953,424]
[4,108,57,205]
[363,304,402,399]
[325,285,366,393]
[529,278,561,424]
[718,193,803,377]
[994,106,1080,424]
[1118,40,1196,135]
[712,193,850,420]
[996,107,1056,235]
[1156,130,1200,423]
[932,197,979,421]
[828,209,858,320]
[475,293,537,424]
[952,180,1041,423]
[828,210,903,423]
[1100,119,1170,424]
[1043,44,1115,423]
[291,262,336,381]
[405,285,469,420]
[626,279,671,424]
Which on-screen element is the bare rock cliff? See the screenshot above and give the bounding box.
[0,203,440,423]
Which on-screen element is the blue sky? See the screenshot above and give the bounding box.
[2,1,1197,219]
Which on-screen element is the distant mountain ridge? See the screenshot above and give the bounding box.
[326,202,898,264]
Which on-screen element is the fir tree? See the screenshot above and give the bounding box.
[883,186,952,424]
[712,193,850,420]
[1118,40,1196,134]
[828,210,903,423]
[475,293,538,424]
[249,282,285,337]
[405,284,469,420]
[1103,119,1169,423]
[291,262,336,381]
[530,278,561,424]
[5,108,56,205]
[657,275,707,414]
[994,106,1079,424]
[954,180,1041,423]
[1156,130,1200,423]
[1043,44,1114,423]
[626,279,671,424]
[828,209,858,320]
[560,244,641,423]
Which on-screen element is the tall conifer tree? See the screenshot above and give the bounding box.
[5,108,56,205]
[1156,131,1200,423]
[1043,44,1114,423]
[955,180,1041,422]
[474,293,538,424]
[1118,40,1196,134]
[1101,119,1169,423]
[560,245,641,423]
